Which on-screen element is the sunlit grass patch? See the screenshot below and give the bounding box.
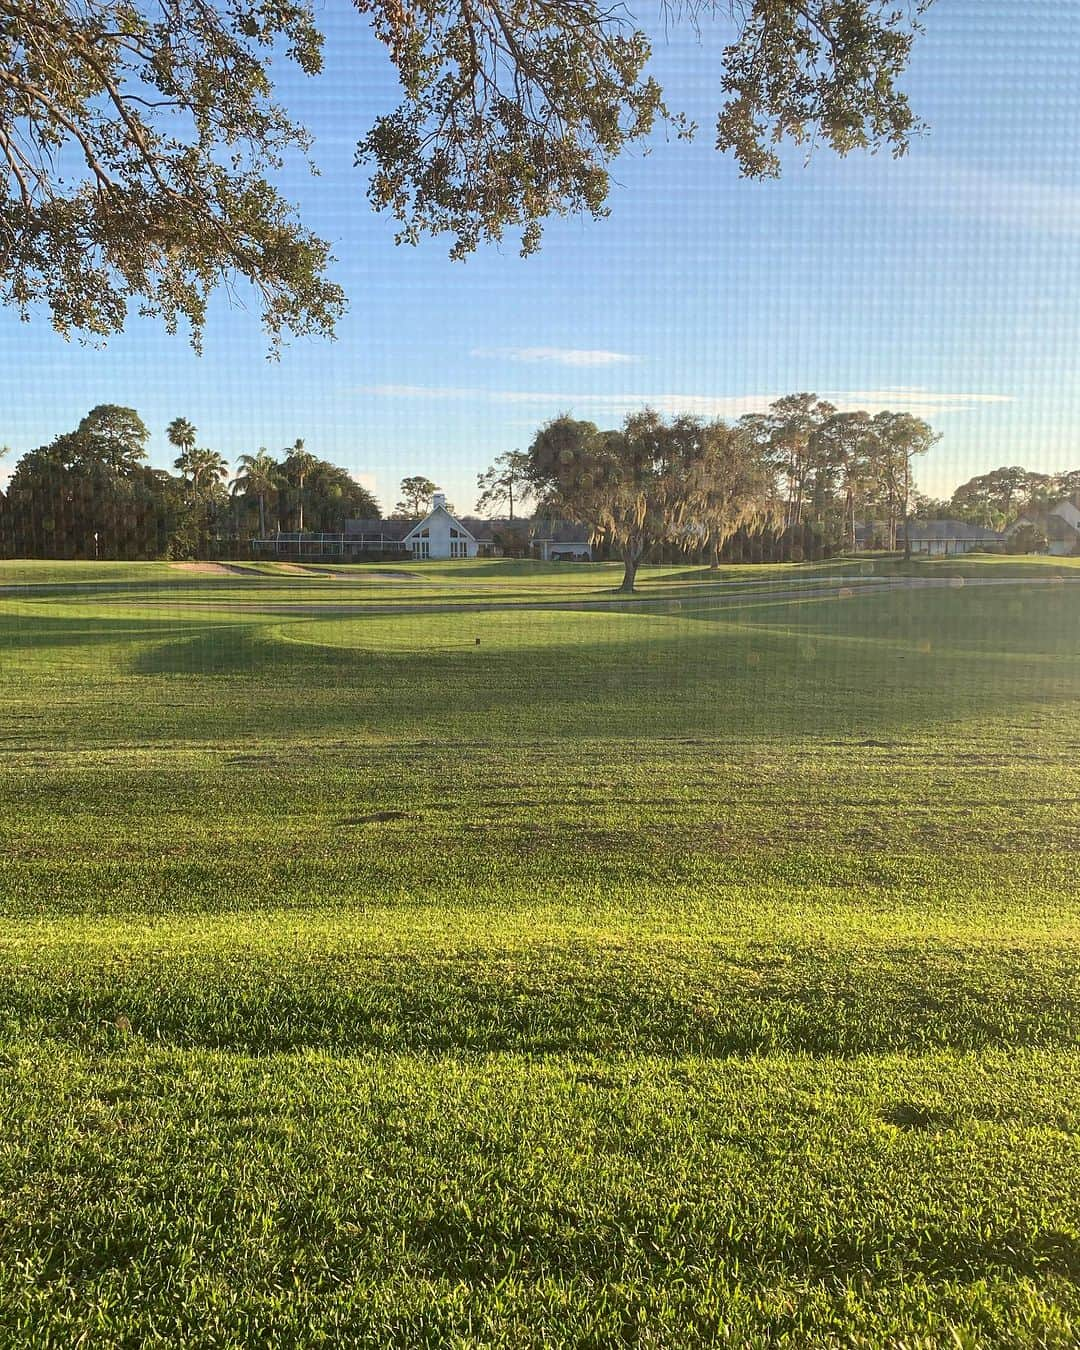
[1,1044,1077,1345]
[275,606,701,654]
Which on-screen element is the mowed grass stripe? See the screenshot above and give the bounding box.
[1,933,1077,1055]
[1,1045,1077,1346]
[0,559,1078,1345]
[2,588,1078,748]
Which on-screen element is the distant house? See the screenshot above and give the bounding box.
[904,519,1005,555]
[253,499,587,562]
[345,495,495,560]
[1007,499,1080,555]
[455,518,505,558]
[854,519,1003,555]
[531,524,593,561]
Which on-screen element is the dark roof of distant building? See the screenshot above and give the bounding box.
[344,517,412,541]
[856,519,1002,541]
[532,523,593,543]
[1046,513,1077,540]
[455,516,497,542]
[905,519,1004,540]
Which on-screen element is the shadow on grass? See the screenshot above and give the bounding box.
[397,1206,1080,1289]
[6,584,1078,750]
[122,608,1080,746]
[0,610,225,653]
[3,942,1077,1057]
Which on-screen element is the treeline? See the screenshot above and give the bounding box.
[944,466,1080,529]
[525,396,941,587]
[524,398,1080,572]
[523,402,938,590]
[0,407,379,560]
[732,394,939,556]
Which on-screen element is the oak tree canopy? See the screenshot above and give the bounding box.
[1,1,931,349]
[526,410,778,592]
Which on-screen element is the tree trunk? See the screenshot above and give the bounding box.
[709,539,720,570]
[258,493,266,538]
[896,456,907,556]
[620,549,639,593]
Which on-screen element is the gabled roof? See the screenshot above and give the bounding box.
[1010,504,1080,537]
[456,515,500,542]
[402,503,476,541]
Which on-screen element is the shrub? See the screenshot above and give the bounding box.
[1006,523,1048,554]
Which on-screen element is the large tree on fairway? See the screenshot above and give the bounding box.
[475,451,531,520]
[230,450,281,538]
[868,411,939,558]
[527,410,776,593]
[697,423,780,568]
[1,1,931,348]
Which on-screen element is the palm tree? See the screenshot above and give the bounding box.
[173,448,228,558]
[230,450,281,538]
[166,417,197,457]
[283,438,319,533]
[175,447,228,499]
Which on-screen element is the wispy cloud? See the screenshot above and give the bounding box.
[821,387,1014,414]
[357,384,1013,419]
[951,166,1080,237]
[871,160,1080,239]
[470,346,640,367]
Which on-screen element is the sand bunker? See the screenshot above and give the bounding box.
[169,561,242,576]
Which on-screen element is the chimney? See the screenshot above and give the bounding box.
[432,492,446,510]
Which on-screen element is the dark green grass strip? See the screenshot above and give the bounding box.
[2,937,1077,1056]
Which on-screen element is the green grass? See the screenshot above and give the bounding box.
[1,559,1078,1346]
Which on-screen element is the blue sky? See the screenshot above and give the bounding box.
[3,0,1079,512]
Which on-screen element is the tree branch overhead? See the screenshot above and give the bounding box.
[0,0,932,347]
